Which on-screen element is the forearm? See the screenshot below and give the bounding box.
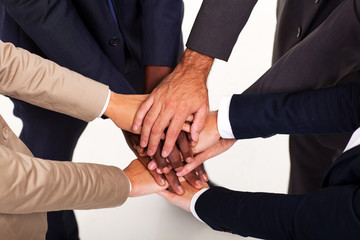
[195,185,360,239]
[186,0,257,60]
[140,0,183,67]
[229,83,360,139]
[0,146,129,214]
[0,41,108,122]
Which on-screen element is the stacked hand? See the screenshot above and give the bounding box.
[105,49,236,196]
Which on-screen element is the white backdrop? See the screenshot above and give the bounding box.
[0,1,286,239]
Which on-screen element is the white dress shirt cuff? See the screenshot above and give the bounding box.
[190,188,209,223]
[98,90,111,118]
[218,95,235,139]
[344,127,360,152]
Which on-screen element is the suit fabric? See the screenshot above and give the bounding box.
[187,0,360,194]
[0,0,183,238]
[0,40,130,240]
[196,83,360,239]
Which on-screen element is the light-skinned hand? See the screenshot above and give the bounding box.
[132,49,214,158]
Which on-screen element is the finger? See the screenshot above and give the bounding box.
[176,151,208,177]
[177,131,193,163]
[194,164,208,182]
[154,142,171,173]
[146,110,173,156]
[164,170,184,195]
[167,144,183,170]
[138,156,166,186]
[182,123,191,133]
[183,170,203,189]
[140,104,162,149]
[132,96,154,132]
[186,114,194,122]
[190,105,208,143]
[161,113,188,158]
[147,159,157,170]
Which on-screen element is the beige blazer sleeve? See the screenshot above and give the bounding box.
[0,41,130,213]
[0,144,130,214]
[0,40,109,122]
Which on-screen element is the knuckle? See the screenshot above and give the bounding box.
[151,125,163,135]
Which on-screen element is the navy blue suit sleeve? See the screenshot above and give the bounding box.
[195,186,360,239]
[0,0,134,94]
[229,83,360,139]
[140,0,184,67]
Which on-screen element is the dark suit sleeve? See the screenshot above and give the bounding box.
[140,0,184,67]
[186,0,257,61]
[229,83,360,139]
[195,185,360,239]
[0,0,134,94]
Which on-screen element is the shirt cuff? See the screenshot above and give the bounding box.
[190,188,209,223]
[344,127,360,152]
[218,95,235,139]
[98,90,111,118]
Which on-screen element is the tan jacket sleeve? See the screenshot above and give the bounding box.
[0,145,130,213]
[0,40,109,122]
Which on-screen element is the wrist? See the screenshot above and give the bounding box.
[144,65,173,93]
[104,92,135,133]
[175,48,214,83]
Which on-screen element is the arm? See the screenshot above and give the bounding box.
[229,83,360,139]
[140,0,184,68]
[0,145,129,213]
[133,0,258,157]
[159,182,360,239]
[0,0,134,94]
[177,83,360,176]
[193,185,360,239]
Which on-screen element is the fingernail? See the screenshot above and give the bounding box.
[202,173,208,181]
[176,172,182,176]
[133,124,138,131]
[148,162,156,170]
[140,141,147,148]
[196,180,202,188]
[163,167,169,173]
[177,185,184,193]
[161,151,168,158]
[190,141,196,147]
[185,157,192,163]
[156,168,162,174]
[147,149,153,156]
[160,178,166,186]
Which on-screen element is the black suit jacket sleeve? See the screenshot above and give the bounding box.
[0,0,135,94]
[141,0,183,67]
[186,0,257,60]
[195,184,360,240]
[229,83,360,139]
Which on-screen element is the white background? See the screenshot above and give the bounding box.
[0,1,286,239]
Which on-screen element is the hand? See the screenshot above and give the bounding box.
[177,112,236,177]
[132,49,214,158]
[148,131,209,184]
[158,181,209,212]
[123,131,167,187]
[123,159,169,197]
[123,131,187,195]
[104,92,147,134]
